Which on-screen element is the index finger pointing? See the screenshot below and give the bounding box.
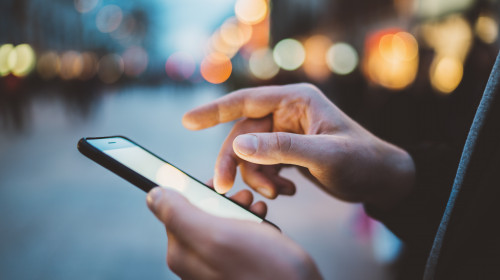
[182,85,288,130]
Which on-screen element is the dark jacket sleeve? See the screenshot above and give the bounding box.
[364,143,462,249]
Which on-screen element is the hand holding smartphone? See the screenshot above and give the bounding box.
[78,136,277,227]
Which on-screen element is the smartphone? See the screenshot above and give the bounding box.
[78,136,277,227]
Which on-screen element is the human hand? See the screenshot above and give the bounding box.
[183,83,415,210]
[146,187,322,280]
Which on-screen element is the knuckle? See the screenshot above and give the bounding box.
[296,83,321,96]
[274,132,292,155]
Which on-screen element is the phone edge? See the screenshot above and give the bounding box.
[77,136,280,230]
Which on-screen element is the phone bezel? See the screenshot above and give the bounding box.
[78,136,278,229]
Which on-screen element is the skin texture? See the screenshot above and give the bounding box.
[147,187,322,280]
[182,83,415,209]
[148,83,416,279]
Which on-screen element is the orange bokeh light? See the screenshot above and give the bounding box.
[60,51,83,80]
[363,29,419,90]
[200,53,232,84]
[303,35,332,82]
[242,16,269,57]
[79,52,98,80]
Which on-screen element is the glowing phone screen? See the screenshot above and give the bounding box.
[88,137,263,223]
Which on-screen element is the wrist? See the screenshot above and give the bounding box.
[366,139,416,211]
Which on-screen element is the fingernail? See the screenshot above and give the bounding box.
[147,187,163,208]
[214,183,229,194]
[234,134,258,156]
[258,187,273,198]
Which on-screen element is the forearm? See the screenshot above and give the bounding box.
[363,138,416,211]
[364,143,461,245]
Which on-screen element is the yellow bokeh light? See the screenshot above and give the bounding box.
[273,38,306,71]
[220,18,253,48]
[475,14,498,44]
[37,51,61,80]
[430,56,463,94]
[210,31,240,58]
[326,42,358,75]
[7,44,36,77]
[420,15,472,94]
[249,47,279,80]
[200,52,232,84]
[420,15,472,62]
[0,44,14,76]
[60,51,83,80]
[363,30,419,90]
[303,35,332,81]
[235,0,268,25]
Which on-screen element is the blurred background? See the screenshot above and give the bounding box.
[0,0,499,279]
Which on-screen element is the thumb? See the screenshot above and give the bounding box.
[147,187,215,244]
[233,132,328,168]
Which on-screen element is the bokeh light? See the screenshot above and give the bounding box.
[60,51,83,80]
[74,0,99,14]
[415,0,475,18]
[220,17,253,48]
[242,16,270,56]
[123,46,148,77]
[165,52,196,81]
[200,52,232,84]
[303,35,332,81]
[378,32,418,63]
[249,47,279,80]
[0,44,14,77]
[326,42,359,75]
[79,52,98,80]
[475,14,498,44]
[7,44,36,77]
[235,0,268,25]
[273,38,306,71]
[37,51,61,80]
[98,54,124,84]
[111,15,143,43]
[363,30,419,90]
[96,5,123,33]
[421,15,472,62]
[210,30,240,58]
[430,56,463,94]
[420,15,472,94]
